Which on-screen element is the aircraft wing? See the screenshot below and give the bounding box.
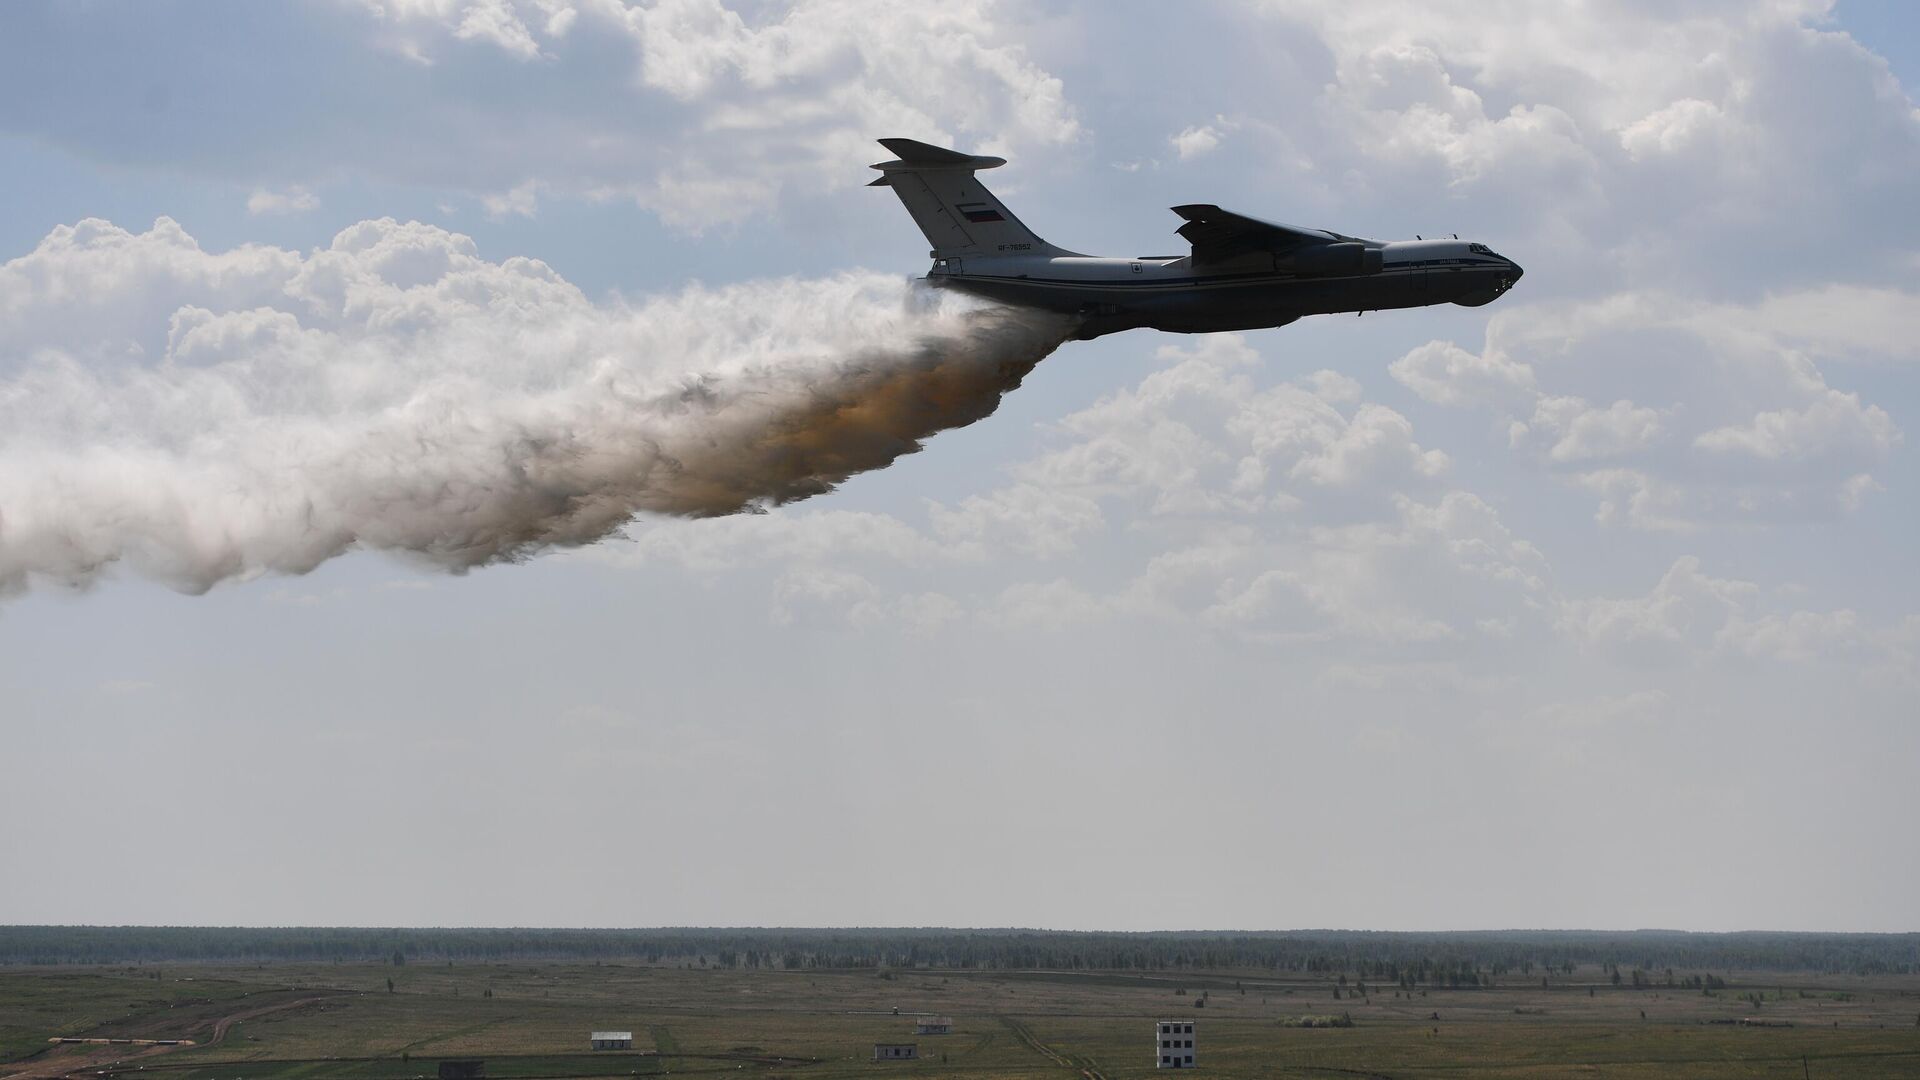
[1171,204,1342,263]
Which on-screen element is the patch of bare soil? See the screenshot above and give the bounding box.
[1,992,357,1080]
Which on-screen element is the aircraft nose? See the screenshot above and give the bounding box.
[1507,258,1524,282]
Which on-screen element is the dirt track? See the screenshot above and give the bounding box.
[2,994,350,1080]
[1002,1016,1109,1080]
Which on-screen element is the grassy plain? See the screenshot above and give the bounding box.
[3,962,1917,1079]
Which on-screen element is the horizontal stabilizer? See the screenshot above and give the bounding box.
[871,137,1008,175]
[880,138,979,165]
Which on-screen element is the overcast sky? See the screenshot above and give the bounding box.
[2,0,1916,933]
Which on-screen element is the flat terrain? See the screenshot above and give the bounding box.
[3,962,1918,1079]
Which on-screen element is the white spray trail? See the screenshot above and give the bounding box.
[0,217,1075,595]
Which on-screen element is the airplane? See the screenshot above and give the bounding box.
[869,138,1523,340]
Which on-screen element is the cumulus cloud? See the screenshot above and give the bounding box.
[1573,469,1696,532]
[1171,122,1225,159]
[359,0,580,61]
[481,180,543,219]
[1390,339,1535,409]
[1716,608,1866,663]
[1406,287,1903,526]
[1617,98,1730,161]
[1024,335,1447,514]
[1693,389,1899,464]
[1557,555,1758,663]
[768,566,961,635]
[1729,286,1920,363]
[0,217,1073,596]
[603,508,946,573]
[348,0,1081,226]
[246,186,320,216]
[907,337,1544,649]
[1305,35,1601,205]
[928,484,1103,560]
[1255,0,1920,287]
[1551,555,1914,672]
[1529,397,1664,463]
[2,2,1078,231]
[1197,490,1548,646]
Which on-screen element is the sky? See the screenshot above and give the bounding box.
[1,0,1916,933]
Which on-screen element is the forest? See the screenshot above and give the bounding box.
[2,926,1914,976]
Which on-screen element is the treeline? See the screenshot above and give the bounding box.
[1,926,1913,977]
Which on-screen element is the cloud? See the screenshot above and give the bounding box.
[1288,403,1448,487]
[1716,609,1866,663]
[1411,291,1902,526]
[481,180,543,219]
[1557,555,1758,663]
[0,218,303,363]
[1024,335,1447,514]
[1309,37,1601,201]
[598,508,947,572]
[1548,555,1913,673]
[357,0,577,61]
[1171,122,1224,159]
[1693,389,1899,464]
[1390,339,1536,409]
[1252,0,1920,286]
[0,216,1072,596]
[1099,487,1553,648]
[3,2,1079,232]
[928,483,1104,559]
[1530,397,1665,463]
[769,567,961,635]
[1617,98,1730,161]
[1730,286,1920,364]
[989,577,1107,632]
[1572,469,1695,533]
[348,0,1082,226]
[245,186,320,216]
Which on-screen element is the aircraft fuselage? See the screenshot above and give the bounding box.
[928,238,1523,340]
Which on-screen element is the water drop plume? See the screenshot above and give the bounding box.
[0,217,1076,595]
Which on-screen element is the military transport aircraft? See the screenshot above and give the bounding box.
[870,138,1523,340]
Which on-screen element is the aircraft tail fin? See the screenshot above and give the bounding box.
[869,138,1059,258]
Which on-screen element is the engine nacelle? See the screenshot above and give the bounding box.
[1277,242,1382,276]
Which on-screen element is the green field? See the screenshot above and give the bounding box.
[3,961,1918,1079]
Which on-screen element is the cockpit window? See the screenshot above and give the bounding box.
[1468,242,1502,258]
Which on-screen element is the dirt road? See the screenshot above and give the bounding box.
[2,993,352,1080]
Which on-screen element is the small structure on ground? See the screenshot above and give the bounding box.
[872,1042,918,1061]
[914,1016,952,1035]
[1155,1020,1196,1069]
[590,1031,633,1050]
[438,1061,485,1080]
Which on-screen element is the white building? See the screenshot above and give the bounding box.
[1154,1020,1195,1069]
[872,1043,918,1061]
[589,1031,633,1051]
[913,1016,953,1035]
